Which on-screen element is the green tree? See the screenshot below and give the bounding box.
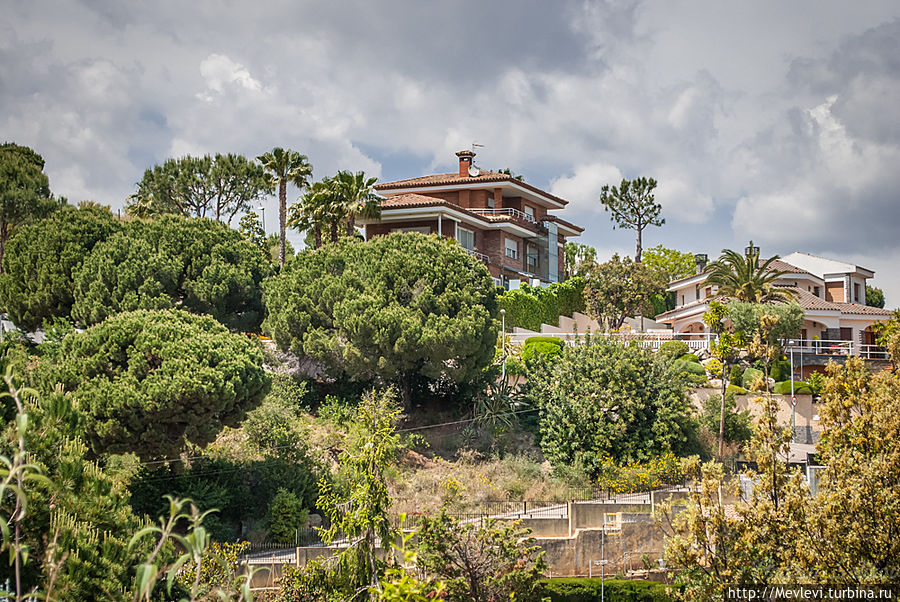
[598,177,663,262]
[583,254,667,330]
[726,301,804,349]
[563,242,596,279]
[257,148,313,267]
[416,511,547,602]
[0,143,54,273]
[128,153,273,224]
[32,309,269,459]
[865,285,885,308]
[0,205,119,330]
[527,336,696,473]
[317,388,404,599]
[699,391,753,445]
[262,233,497,407]
[267,489,308,544]
[71,216,272,331]
[238,211,267,256]
[704,242,795,303]
[332,170,382,236]
[642,244,696,280]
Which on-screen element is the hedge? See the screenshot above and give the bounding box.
[541,578,676,602]
[659,340,689,359]
[673,359,706,377]
[497,277,585,332]
[728,364,744,384]
[742,367,764,390]
[522,336,565,364]
[726,384,748,395]
[774,380,812,395]
[678,353,700,363]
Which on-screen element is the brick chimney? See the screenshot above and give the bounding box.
[455,150,475,177]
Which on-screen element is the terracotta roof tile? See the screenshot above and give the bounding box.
[376,172,570,206]
[378,193,450,208]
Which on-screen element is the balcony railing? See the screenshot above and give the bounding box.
[464,248,491,264]
[469,207,536,223]
[506,331,717,350]
[782,339,890,360]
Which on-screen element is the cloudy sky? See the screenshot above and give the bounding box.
[4,1,900,304]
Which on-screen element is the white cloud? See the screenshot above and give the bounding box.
[198,53,262,97]
[549,163,624,212]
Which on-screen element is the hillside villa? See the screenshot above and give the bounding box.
[356,150,584,289]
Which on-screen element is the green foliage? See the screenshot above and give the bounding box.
[0,205,118,330]
[564,242,597,278]
[0,143,55,271]
[597,453,683,493]
[672,359,705,376]
[770,358,791,382]
[741,367,764,390]
[773,381,812,396]
[244,375,308,454]
[497,277,585,331]
[34,309,270,459]
[583,254,667,330]
[598,177,663,262]
[175,541,250,599]
[806,371,825,396]
[263,233,498,406]
[527,336,696,473]
[540,578,676,602]
[727,301,804,349]
[704,358,722,378]
[127,153,273,223]
[700,391,753,443]
[726,384,748,396]
[238,211,267,256]
[865,285,885,308]
[642,245,696,281]
[678,353,700,363]
[729,364,744,384]
[267,489,309,544]
[521,336,565,364]
[258,147,313,267]
[71,215,272,331]
[659,340,689,360]
[703,242,796,303]
[416,511,547,602]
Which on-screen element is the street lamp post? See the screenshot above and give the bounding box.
[500,309,507,382]
[257,205,266,233]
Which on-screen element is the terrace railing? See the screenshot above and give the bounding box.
[507,331,717,351]
[469,207,536,223]
[782,339,889,360]
[464,248,491,264]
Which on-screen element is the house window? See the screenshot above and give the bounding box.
[456,227,475,251]
[526,245,539,268]
[487,195,495,209]
[813,286,821,298]
[854,283,860,302]
[504,238,518,260]
[524,205,535,220]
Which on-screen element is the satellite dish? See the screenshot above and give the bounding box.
[468,165,480,177]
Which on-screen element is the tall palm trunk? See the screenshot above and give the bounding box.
[330,220,338,243]
[314,225,322,249]
[346,214,356,237]
[279,180,287,267]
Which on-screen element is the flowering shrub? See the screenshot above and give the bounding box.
[597,453,683,493]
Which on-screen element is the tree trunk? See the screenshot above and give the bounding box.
[718,360,728,459]
[635,227,643,263]
[347,214,356,237]
[330,220,338,243]
[314,226,322,249]
[279,180,287,267]
[0,221,8,275]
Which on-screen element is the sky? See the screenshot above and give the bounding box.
[3,1,900,305]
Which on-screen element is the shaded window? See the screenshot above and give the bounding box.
[456,227,475,251]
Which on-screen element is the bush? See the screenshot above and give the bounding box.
[771,358,791,382]
[704,358,723,378]
[659,340,689,360]
[726,384,748,395]
[541,578,676,602]
[742,367,764,390]
[598,453,683,493]
[773,381,812,396]
[522,336,565,364]
[679,353,700,363]
[267,488,309,544]
[729,364,744,384]
[673,359,705,376]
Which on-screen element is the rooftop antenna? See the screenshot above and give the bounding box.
[469,142,484,177]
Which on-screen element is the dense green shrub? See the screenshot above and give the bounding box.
[659,340,689,360]
[774,381,812,395]
[729,364,744,384]
[727,384,749,395]
[700,391,753,443]
[268,489,309,544]
[770,358,791,382]
[541,578,676,602]
[522,336,565,364]
[497,277,585,331]
[673,359,705,376]
[679,353,700,363]
[704,358,722,377]
[742,367,764,390]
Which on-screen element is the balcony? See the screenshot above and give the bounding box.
[469,207,536,224]
[464,248,491,264]
[782,339,890,360]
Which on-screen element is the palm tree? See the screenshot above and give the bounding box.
[704,241,796,303]
[257,148,313,267]
[288,180,337,249]
[331,170,381,236]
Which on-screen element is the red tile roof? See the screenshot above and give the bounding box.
[376,172,570,206]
